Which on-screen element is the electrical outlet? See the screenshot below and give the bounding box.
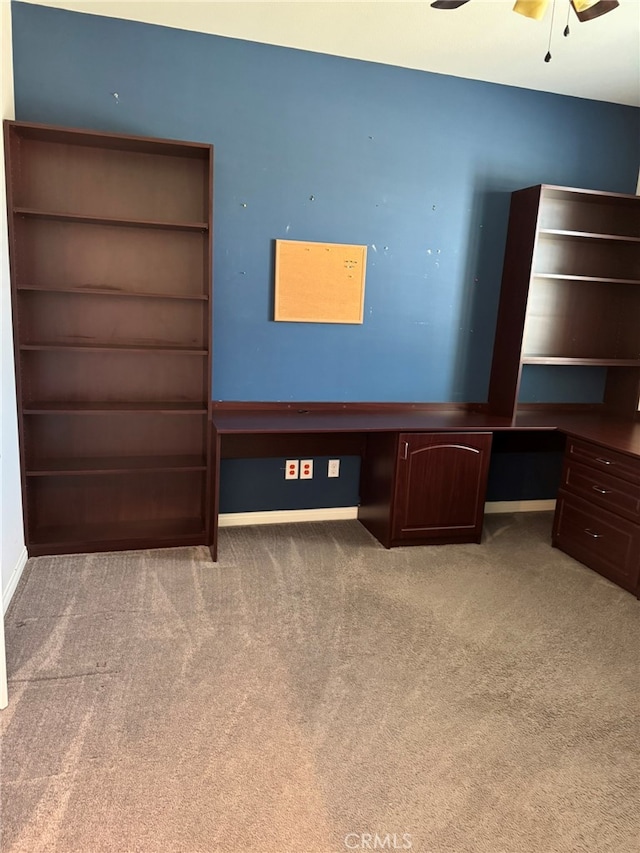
[285,460,299,480]
[300,459,313,479]
[328,459,340,478]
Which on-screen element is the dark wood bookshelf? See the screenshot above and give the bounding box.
[4,119,214,554]
[488,184,640,420]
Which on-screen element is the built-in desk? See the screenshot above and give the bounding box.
[211,405,519,556]
[210,404,640,597]
[211,405,640,447]
[512,410,640,457]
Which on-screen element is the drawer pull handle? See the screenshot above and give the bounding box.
[595,457,613,466]
[592,486,610,494]
[402,441,409,461]
[584,528,603,539]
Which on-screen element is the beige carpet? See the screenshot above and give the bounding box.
[1,513,639,853]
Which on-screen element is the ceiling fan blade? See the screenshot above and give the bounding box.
[513,0,551,20]
[430,1,472,9]
[571,0,619,21]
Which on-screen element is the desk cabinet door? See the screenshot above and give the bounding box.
[392,432,492,544]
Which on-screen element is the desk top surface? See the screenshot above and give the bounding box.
[211,406,640,460]
[213,407,513,434]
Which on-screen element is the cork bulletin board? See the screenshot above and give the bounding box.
[274,239,367,324]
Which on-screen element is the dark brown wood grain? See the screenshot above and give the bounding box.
[212,408,518,435]
[553,433,640,597]
[488,184,640,421]
[487,187,542,418]
[358,433,399,548]
[553,491,640,593]
[391,433,492,545]
[4,120,213,555]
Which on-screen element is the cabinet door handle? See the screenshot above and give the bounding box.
[584,528,603,539]
[595,457,613,466]
[401,441,409,461]
[592,486,610,494]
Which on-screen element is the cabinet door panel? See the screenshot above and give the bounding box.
[392,433,492,544]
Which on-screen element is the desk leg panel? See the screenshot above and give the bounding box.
[358,432,399,548]
[209,424,221,561]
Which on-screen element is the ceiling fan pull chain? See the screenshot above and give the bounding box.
[564,0,572,35]
[545,0,558,61]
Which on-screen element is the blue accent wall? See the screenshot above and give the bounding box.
[11,2,639,406]
[10,2,639,508]
[220,457,361,513]
[519,365,608,404]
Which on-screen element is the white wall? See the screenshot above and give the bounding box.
[14,0,640,107]
[2,0,26,618]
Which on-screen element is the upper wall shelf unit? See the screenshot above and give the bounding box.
[488,184,640,420]
[4,120,214,556]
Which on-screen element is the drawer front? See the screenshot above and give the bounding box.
[553,491,640,593]
[562,460,640,523]
[566,438,640,486]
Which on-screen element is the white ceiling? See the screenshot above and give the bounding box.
[19,0,640,106]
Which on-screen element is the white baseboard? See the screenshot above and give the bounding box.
[3,546,28,614]
[219,507,359,528]
[485,499,556,514]
[220,501,556,529]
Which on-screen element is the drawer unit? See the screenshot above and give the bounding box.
[553,492,640,593]
[554,438,640,596]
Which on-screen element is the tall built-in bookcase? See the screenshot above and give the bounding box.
[4,120,213,556]
[488,185,640,419]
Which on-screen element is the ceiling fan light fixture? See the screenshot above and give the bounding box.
[571,0,619,21]
[513,1,551,21]
[573,0,600,11]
